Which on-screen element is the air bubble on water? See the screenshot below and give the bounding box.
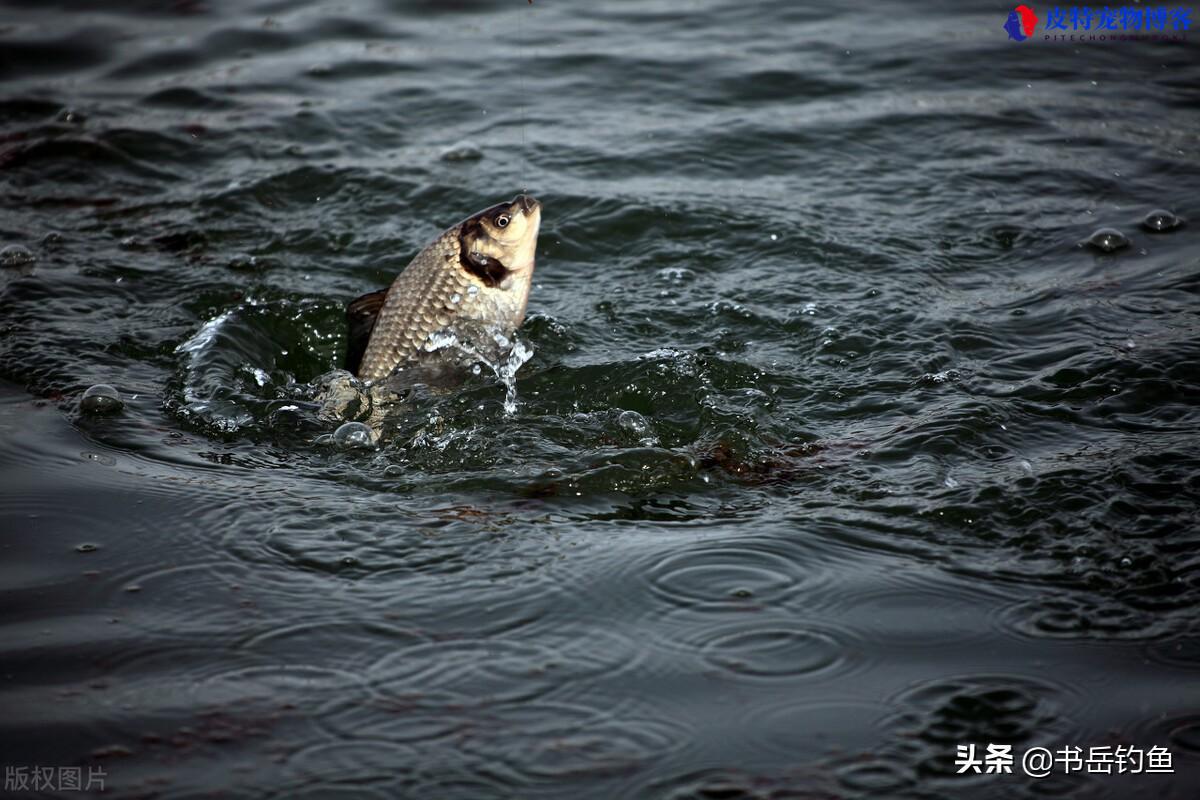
[251,368,270,387]
[1141,208,1181,232]
[617,410,658,445]
[228,253,259,270]
[770,234,778,241]
[471,363,482,375]
[802,302,817,315]
[439,142,483,162]
[1020,459,1034,475]
[332,421,376,450]
[80,384,123,415]
[0,244,36,266]
[467,285,479,296]
[617,410,649,435]
[1084,227,1129,253]
[75,543,99,553]
[658,267,695,283]
[1119,557,1132,568]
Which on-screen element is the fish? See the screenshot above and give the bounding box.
[346,194,541,387]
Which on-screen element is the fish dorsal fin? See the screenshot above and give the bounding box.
[345,287,389,376]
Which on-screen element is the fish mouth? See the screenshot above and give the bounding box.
[513,194,540,214]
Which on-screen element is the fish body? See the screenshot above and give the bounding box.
[349,194,541,386]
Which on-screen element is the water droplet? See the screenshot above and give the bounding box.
[1141,208,1181,232]
[449,293,461,305]
[332,422,375,450]
[0,244,36,266]
[770,233,778,241]
[1084,227,1129,253]
[467,285,480,296]
[424,330,458,352]
[471,363,482,375]
[80,384,123,415]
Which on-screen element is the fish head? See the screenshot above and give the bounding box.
[459,194,541,286]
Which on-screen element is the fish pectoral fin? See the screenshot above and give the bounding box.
[345,287,389,375]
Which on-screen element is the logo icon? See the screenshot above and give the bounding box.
[1004,5,1040,40]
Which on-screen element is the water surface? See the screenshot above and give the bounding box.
[2,1,1199,797]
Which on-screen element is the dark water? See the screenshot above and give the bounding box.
[2,0,1200,797]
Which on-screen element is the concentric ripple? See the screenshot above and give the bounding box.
[452,702,690,783]
[703,627,842,678]
[643,537,822,611]
[368,638,574,707]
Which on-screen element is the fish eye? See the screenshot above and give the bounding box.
[495,213,510,228]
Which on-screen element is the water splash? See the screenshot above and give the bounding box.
[498,336,534,414]
[418,327,534,415]
[173,307,254,433]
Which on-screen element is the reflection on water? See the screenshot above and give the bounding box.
[1,0,1199,796]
